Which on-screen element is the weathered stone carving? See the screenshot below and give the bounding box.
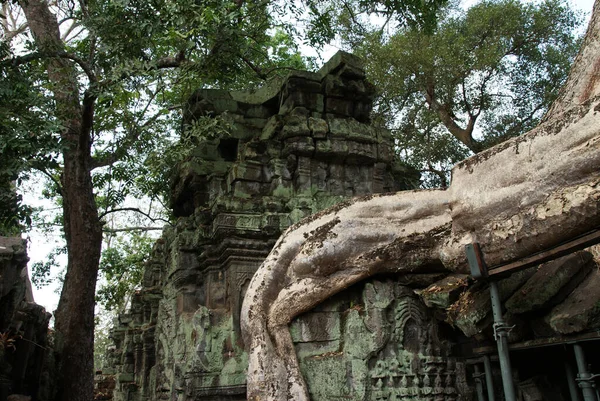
[101,52,421,401]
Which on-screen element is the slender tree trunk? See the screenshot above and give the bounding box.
[52,129,102,401]
[19,1,103,400]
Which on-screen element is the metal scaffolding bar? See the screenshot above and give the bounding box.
[566,358,583,401]
[466,243,517,401]
[483,354,496,401]
[489,280,517,401]
[474,364,486,401]
[573,343,598,401]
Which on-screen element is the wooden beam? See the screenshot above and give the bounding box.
[487,227,600,278]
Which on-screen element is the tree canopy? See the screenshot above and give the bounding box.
[335,0,583,187]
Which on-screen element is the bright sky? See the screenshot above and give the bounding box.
[25,0,598,315]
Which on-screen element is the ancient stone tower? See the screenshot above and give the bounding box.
[100,52,423,401]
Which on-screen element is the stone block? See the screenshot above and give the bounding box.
[293,157,312,192]
[189,141,220,161]
[310,161,328,191]
[232,180,262,198]
[337,63,367,80]
[260,115,283,140]
[283,76,322,94]
[448,267,536,337]
[177,293,200,314]
[346,141,377,163]
[207,270,227,309]
[210,98,239,114]
[270,179,293,199]
[546,267,600,334]
[377,141,394,163]
[245,105,272,119]
[308,117,329,138]
[228,122,259,140]
[315,139,348,161]
[282,137,315,157]
[354,101,372,122]
[372,163,386,193]
[326,164,346,195]
[280,92,324,115]
[269,159,292,180]
[281,120,310,139]
[227,162,264,184]
[317,51,365,80]
[322,74,374,98]
[418,274,470,309]
[325,97,354,117]
[327,117,378,143]
[506,252,593,314]
[291,312,341,343]
[355,166,374,195]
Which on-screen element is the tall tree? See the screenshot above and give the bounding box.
[340,0,583,186]
[1,1,305,400]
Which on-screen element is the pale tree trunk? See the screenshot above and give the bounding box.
[240,1,600,400]
[19,1,103,401]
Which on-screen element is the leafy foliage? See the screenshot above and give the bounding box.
[296,0,449,47]
[1,0,314,293]
[97,234,154,311]
[347,0,583,187]
[31,245,67,288]
[0,42,61,234]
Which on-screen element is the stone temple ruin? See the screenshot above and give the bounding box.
[0,237,52,400]
[98,51,427,401]
[93,52,599,401]
[0,50,596,401]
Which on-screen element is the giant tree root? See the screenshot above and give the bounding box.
[241,3,600,400]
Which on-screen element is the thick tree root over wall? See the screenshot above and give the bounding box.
[241,2,600,400]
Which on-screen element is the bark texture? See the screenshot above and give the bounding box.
[240,2,600,400]
[19,1,103,401]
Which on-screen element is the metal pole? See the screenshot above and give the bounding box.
[566,358,583,401]
[489,280,517,401]
[474,364,487,401]
[483,354,496,401]
[573,343,598,401]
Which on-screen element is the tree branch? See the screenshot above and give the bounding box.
[103,226,164,234]
[424,81,479,152]
[3,50,97,83]
[30,165,64,197]
[98,207,172,225]
[60,20,79,41]
[81,89,96,144]
[90,96,166,170]
[425,162,449,188]
[241,55,267,80]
